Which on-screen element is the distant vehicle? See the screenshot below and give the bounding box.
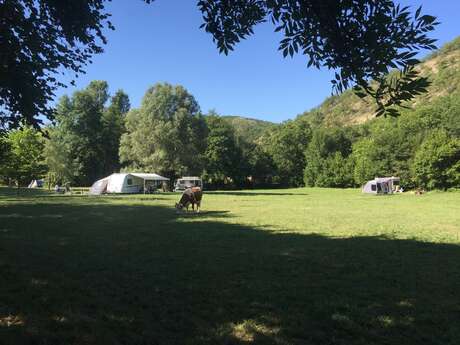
[174,177,202,192]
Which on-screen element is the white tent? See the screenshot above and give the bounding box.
[362,177,400,194]
[28,179,44,188]
[89,173,169,195]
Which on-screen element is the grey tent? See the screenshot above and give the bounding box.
[89,178,109,195]
[27,179,44,188]
[362,177,400,194]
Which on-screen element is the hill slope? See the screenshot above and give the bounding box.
[221,115,277,142]
[299,36,460,126]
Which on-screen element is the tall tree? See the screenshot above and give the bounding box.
[203,113,243,187]
[304,127,354,187]
[351,119,415,186]
[44,127,77,187]
[246,142,276,187]
[0,125,46,186]
[47,81,113,186]
[412,130,460,190]
[351,138,383,186]
[101,90,130,174]
[263,118,311,186]
[2,1,437,128]
[120,83,208,179]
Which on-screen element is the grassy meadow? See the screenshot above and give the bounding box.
[1,187,459,344]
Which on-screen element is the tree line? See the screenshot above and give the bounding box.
[1,81,459,190]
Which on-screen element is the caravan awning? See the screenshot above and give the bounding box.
[130,173,169,181]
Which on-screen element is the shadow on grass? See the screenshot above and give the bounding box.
[0,201,459,345]
[0,187,54,198]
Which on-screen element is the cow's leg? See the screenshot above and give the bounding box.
[196,201,200,213]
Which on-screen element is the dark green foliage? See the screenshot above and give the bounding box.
[203,113,244,187]
[46,81,130,186]
[0,136,11,170]
[44,127,77,187]
[0,0,113,129]
[0,126,46,186]
[304,127,355,187]
[101,90,130,174]
[217,116,277,187]
[55,82,106,185]
[412,130,460,190]
[246,143,276,186]
[351,119,414,186]
[262,118,311,186]
[120,83,208,179]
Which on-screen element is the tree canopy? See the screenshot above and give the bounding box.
[120,83,208,179]
[0,125,46,186]
[0,0,114,129]
[45,81,130,185]
[412,130,460,190]
[203,113,243,187]
[2,0,437,129]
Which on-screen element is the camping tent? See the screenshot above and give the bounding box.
[89,178,109,195]
[89,173,169,195]
[362,177,400,194]
[28,179,44,188]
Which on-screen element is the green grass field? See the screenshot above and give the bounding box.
[1,187,459,344]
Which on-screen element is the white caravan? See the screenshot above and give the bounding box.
[89,173,169,195]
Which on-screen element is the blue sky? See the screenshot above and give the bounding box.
[54,0,460,123]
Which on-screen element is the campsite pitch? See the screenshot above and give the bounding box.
[1,187,459,344]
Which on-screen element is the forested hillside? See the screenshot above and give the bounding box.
[221,116,276,143]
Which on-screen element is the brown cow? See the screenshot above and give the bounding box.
[175,187,202,212]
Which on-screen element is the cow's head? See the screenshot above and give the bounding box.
[175,202,183,210]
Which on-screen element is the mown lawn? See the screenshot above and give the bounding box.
[1,187,459,344]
